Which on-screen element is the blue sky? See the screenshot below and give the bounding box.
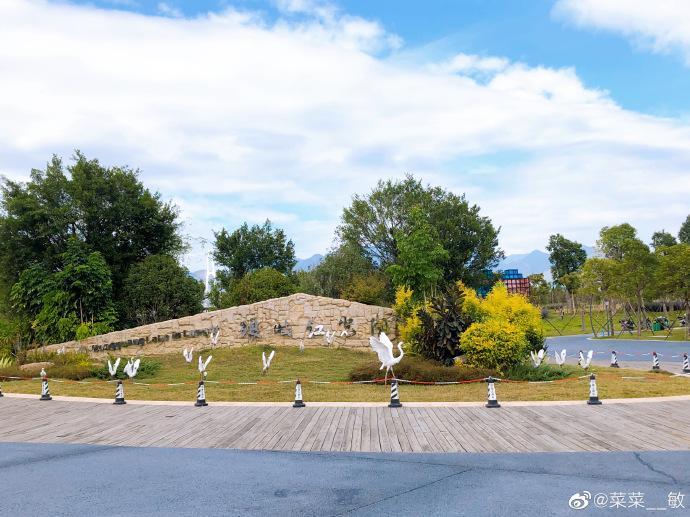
[2,0,690,269]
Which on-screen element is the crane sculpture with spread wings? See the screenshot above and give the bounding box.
[369,332,404,385]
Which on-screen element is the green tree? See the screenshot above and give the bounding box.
[618,239,658,336]
[386,207,449,295]
[216,267,296,307]
[122,255,205,327]
[296,243,379,300]
[546,234,587,312]
[597,223,637,260]
[10,239,116,343]
[527,273,551,306]
[0,153,182,322]
[338,174,502,286]
[656,244,690,337]
[651,230,677,250]
[213,220,296,280]
[341,273,389,306]
[679,215,690,244]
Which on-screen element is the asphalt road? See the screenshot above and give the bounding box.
[546,334,690,364]
[1,442,689,516]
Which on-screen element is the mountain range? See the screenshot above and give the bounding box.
[192,246,595,281]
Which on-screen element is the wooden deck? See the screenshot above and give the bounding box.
[1,396,690,453]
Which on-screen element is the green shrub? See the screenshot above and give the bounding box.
[460,319,528,374]
[349,355,495,383]
[0,356,14,369]
[91,356,162,380]
[24,349,92,368]
[504,363,578,382]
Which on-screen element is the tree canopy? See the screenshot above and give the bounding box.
[337,174,502,287]
[213,220,296,280]
[0,152,183,321]
[122,255,205,327]
[679,215,690,245]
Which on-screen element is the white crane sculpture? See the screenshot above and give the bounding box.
[183,347,194,364]
[553,349,567,366]
[107,357,121,377]
[578,350,594,370]
[210,327,220,348]
[325,331,336,346]
[369,332,405,385]
[56,346,66,355]
[299,339,305,353]
[530,349,545,368]
[40,367,47,378]
[123,358,141,378]
[198,355,212,379]
[262,350,275,374]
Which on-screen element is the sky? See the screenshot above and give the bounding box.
[1,0,690,271]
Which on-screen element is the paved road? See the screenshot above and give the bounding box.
[547,334,690,369]
[1,442,688,516]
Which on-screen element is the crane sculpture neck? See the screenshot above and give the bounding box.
[395,343,404,361]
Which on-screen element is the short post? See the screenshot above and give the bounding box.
[652,351,660,371]
[40,375,52,401]
[388,379,402,408]
[683,353,690,374]
[113,380,126,405]
[195,380,208,407]
[292,379,306,408]
[610,350,619,368]
[0,383,4,397]
[587,373,602,405]
[485,376,500,408]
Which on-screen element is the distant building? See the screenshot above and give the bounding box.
[501,269,530,296]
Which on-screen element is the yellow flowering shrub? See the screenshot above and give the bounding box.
[392,285,426,355]
[460,319,528,373]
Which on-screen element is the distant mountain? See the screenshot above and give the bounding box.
[498,250,551,278]
[190,269,208,282]
[294,254,324,272]
[498,245,596,280]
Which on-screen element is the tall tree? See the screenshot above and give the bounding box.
[546,234,587,312]
[651,230,677,250]
[597,223,637,260]
[0,152,182,321]
[679,215,690,244]
[386,207,449,296]
[656,244,690,338]
[338,174,502,287]
[122,255,205,327]
[213,220,295,280]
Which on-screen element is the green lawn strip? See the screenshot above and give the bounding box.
[2,343,688,402]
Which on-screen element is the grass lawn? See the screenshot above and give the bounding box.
[542,311,591,337]
[2,345,689,402]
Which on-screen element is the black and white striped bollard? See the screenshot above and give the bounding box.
[114,380,126,405]
[40,376,52,401]
[292,379,305,408]
[388,379,402,408]
[195,380,208,407]
[0,383,4,397]
[485,376,500,408]
[587,373,601,405]
[652,351,660,370]
[683,353,690,374]
[610,350,619,368]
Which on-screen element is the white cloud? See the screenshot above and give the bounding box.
[434,53,509,75]
[554,0,690,64]
[0,0,689,269]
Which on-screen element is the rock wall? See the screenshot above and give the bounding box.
[47,293,396,358]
